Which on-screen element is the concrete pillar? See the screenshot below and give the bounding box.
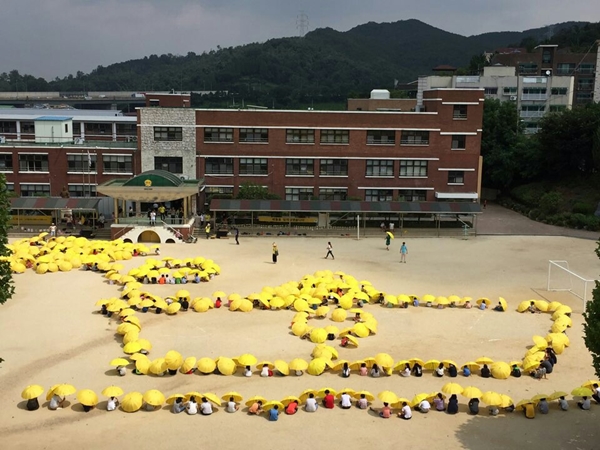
[594,42,600,103]
[112,122,117,141]
[16,121,21,140]
[80,122,85,140]
[183,196,188,219]
[113,198,118,224]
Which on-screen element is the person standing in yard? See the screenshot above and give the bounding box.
[205,223,211,239]
[49,222,57,238]
[385,233,391,251]
[324,242,334,259]
[150,210,156,226]
[234,227,239,245]
[272,243,279,264]
[400,241,408,263]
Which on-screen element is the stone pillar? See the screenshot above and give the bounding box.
[16,121,21,140]
[80,122,85,140]
[112,122,117,141]
[183,196,188,219]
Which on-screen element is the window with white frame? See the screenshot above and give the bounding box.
[68,184,97,197]
[103,155,132,173]
[320,159,348,176]
[239,158,268,175]
[366,130,395,145]
[286,129,315,143]
[20,183,50,197]
[5,183,14,192]
[0,154,13,171]
[320,129,349,144]
[286,158,314,176]
[366,160,394,177]
[400,130,429,145]
[205,186,234,196]
[448,171,465,184]
[67,154,96,172]
[400,160,428,177]
[204,127,233,142]
[398,190,427,202]
[153,127,183,142]
[365,189,393,202]
[205,157,233,175]
[318,188,347,200]
[453,105,468,119]
[19,154,48,172]
[285,187,313,201]
[239,128,268,143]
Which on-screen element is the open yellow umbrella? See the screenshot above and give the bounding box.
[149,358,168,375]
[500,395,513,408]
[386,231,394,239]
[52,384,76,397]
[344,335,359,347]
[581,380,600,389]
[375,353,394,368]
[21,385,44,400]
[237,354,258,367]
[122,392,143,412]
[197,357,216,374]
[135,358,150,375]
[442,383,464,395]
[476,298,492,307]
[245,396,267,407]
[517,300,532,312]
[336,389,356,399]
[184,391,203,402]
[274,360,290,376]
[475,356,494,365]
[377,391,399,404]
[307,358,328,376]
[353,391,375,402]
[222,392,243,402]
[101,386,124,397]
[203,393,221,406]
[123,341,142,355]
[534,300,549,312]
[572,387,593,397]
[181,357,197,373]
[166,394,186,405]
[481,391,502,406]
[212,290,226,299]
[490,362,511,379]
[310,328,328,343]
[352,323,370,338]
[549,391,569,401]
[165,350,183,371]
[298,389,318,402]
[462,387,483,399]
[281,396,300,407]
[498,297,507,311]
[435,296,450,306]
[516,399,534,411]
[331,309,347,322]
[166,302,181,315]
[263,400,284,411]
[442,359,458,368]
[410,393,429,407]
[531,394,550,404]
[217,357,237,376]
[77,389,99,406]
[423,359,440,370]
[289,358,309,371]
[532,335,548,350]
[143,389,165,406]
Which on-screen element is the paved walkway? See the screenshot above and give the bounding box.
[477,203,600,240]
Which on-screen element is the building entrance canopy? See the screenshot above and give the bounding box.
[97,170,203,203]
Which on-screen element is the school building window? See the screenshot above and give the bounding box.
[318,188,347,201]
[286,158,314,176]
[20,183,50,197]
[103,155,133,173]
[239,128,268,143]
[154,157,183,174]
[286,129,315,143]
[366,130,395,145]
[19,154,48,172]
[365,189,393,202]
[453,105,468,119]
[205,157,233,175]
[239,158,268,175]
[68,184,97,197]
[320,159,348,176]
[204,127,233,143]
[400,131,429,145]
[365,160,394,177]
[285,187,314,201]
[0,154,13,171]
[398,190,427,202]
[448,171,465,184]
[153,127,182,142]
[67,154,96,172]
[451,135,466,150]
[320,129,349,144]
[400,160,428,177]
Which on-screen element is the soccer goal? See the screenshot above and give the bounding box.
[547,260,597,307]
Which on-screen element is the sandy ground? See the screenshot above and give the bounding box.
[0,235,599,450]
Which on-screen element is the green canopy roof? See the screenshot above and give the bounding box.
[123,170,185,187]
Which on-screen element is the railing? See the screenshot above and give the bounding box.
[0,138,137,148]
[452,114,467,120]
[521,94,547,101]
[240,137,269,143]
[367,139,395,145]
[520,110,545,118]
[400,139,429,146]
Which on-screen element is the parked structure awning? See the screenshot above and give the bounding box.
[10,197,101,211]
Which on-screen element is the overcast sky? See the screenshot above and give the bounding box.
[1,0,595,79]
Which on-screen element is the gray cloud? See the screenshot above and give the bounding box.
[0,0,595,79]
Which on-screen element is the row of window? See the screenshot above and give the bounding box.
[0,154,133,174]
[201,157,465,182]
[153,127,471,147]
[5,183,97,197]
[0,122,136,135]
[205,185,431,202]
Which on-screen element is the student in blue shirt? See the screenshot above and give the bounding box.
[269,405,279,421]
[462,365,471,377]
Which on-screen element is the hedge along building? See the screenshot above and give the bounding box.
[97,170,203,242]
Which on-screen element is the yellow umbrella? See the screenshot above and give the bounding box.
[344,335,359,347]
[522,359,541,373]
[317,387,337,397]
[166,394,186,405]
[377,391,399,404]
[222,392,244,402]
[531,394,550,404]
[475,356,494,365]
[289,359,309,371]
[21,385,44,400]
[143,389,165,406]
[122,392,143,412]
[197,357,216,374]
[181,357,197,373]
[555,315,572,328]
[263,400,284,411]
[184,391,203,402]
[137,339,152,351]
[490,362,511,380]
[52,384,76,397]
[165,350,184,371]
[237,354,258,367]
[375,353,394,368]
[442,359,458,368]
[498,297,507,311]
[245,396,268,407]
[212,290,226,299]
[175,289,190,299]
[410,393,429,407]
[135,358,150,375]
[516,400,534,411]
[166,302,181,315]
[332,360,350,371]
[517,300,531,313]
[435,296,450,306]
[215,357,236,376]
[308,328,326,344]
[500,394,513,408]
[442,383,464,395]
[335,389,356,399]
[532,335,548,350]
[549,391,569,401]
[299,390,318,402]
[307,358,328,376]
[101,386,124,397]
[534,300,549,312]
[353,391,375,402]
[423,359,440,370]
[123,342,142,354]
[274,360,290,376]
[256,361,275,370]
[330,309,347,322]
[77,389,99,406]
[352,323,370,338]
[281,396,300,407]
[547,301,563,312]
[462,387,483,399]
[476,298,492,307]
[149,358,168,375]
[581,380,600,389]
[203,393,222,406]
[481,391,502,406]
[386,231,394,239]
[572,387,593,397]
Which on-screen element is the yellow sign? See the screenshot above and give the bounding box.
[144,179,152,187]
[10,215,53,226]
[257,216,317,224]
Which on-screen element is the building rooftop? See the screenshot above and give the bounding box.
[35,116,73,121]
[0,108,136,123]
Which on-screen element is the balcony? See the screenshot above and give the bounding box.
[521,94,547,101]
[520,110,545,118]
[0,137,137,148]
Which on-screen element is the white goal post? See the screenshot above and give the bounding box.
[547,260,597,308]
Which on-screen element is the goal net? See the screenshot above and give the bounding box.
[547,260,597,307]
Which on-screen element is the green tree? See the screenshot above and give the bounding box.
[583,240,600,378]
[0,174,14,305]
[235,182,280,200]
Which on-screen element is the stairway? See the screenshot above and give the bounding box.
[118,225,185,244]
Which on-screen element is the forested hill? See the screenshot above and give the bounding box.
[0,19,593,108]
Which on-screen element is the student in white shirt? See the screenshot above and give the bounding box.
[107,397,119,411]
[244,366,253,377]
[305,393,318,412]
[117,366,126,376]
[558,396,569,411]
[400,363,411,377]
[340,392,352,409]
[399,402,412,420]
[49,395,65,410]
[186,397,198,415]
[435,363,445,377]
[577,396,591,410]
[200,398,213,415]
[416,399,430,413]
[260,365,270,377]
[225,397,239,413]
[356,394,368,409]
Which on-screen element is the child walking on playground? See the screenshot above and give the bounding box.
[325,242,334,260]
[400,242,408,263]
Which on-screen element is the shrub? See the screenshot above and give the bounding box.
[539,191,564,216]
[572,202,596,215]
[510,183,546,207]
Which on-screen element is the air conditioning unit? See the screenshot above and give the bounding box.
[74,138,85,145]
[0,136,6,144]
[509,96,517,101]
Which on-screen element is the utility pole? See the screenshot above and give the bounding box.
[296,11,309,37]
